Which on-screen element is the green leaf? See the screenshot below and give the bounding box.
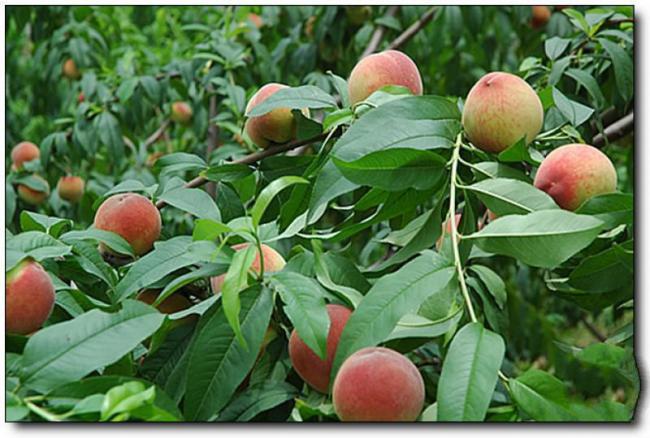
[184,286,274,421]
[192,219,233,241]
[270,271,330,360]
[598,38,633,103]
[331,251,455,381]
[575,192,633,228]
[464,178,558,216]
[545,37,571,60]
[471,161,531,182]
[464,210,604,268]
[6,231,72,271]
[469,265,507,309]
[158,186,221,221]
[333,148,447,192]
[96,111,124,165]
[552,87,594,127]
[510,369,577,421]
[565,68,606,109]
[246,85,337,117]
[437,322,505,421]
[20,300,165,393]
[60,228,135,257]
[496,137,538,165]
[216,381,298,422]
[568,241,633,293]
[221,245,257,348]
[19,211,72,237]
[71,240,118,288]
[250,176,308,227]
[153,152,206,175]
[202,163,253,183]
[116,77,138,103]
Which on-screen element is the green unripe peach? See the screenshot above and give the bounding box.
[57,176,85,203]
[245,83,296,148]
[11,141,40,170]
[289,304,352,393]
[93,193,162,256]
[462,72,543,153]
[348,50,423,105]
[210,243,286,295]
[332,347,425,422]
[170,101,193,124]
[6,260,55,335]
[534,143,617,210]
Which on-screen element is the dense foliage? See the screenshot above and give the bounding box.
[5,5,636,422]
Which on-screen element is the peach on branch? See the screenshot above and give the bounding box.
[17,175,50,206]
[210,243,286,295]
[288,304,352,393]
[93,193,162,256]
[57,176,85,203]
[244,83,298,148]
[531,6,552,29]
[348,50,423,105]
[533,143,617,211]
[462,71,543,153]
[6,260,55,335]
[11,141,40,170]
[170,101,193,124]
[332,347,425,422]
[62,58,81,80]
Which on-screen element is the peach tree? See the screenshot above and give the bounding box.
[5,5,636,422]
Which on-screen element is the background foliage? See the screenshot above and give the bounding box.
[5,5,636,422]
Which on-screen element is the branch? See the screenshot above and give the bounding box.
[582,316,607,342]
[155,131,332,209]
[386,7,437,51]
[593,112,633,147]
[143,119,170,149]
[206,95,219,197]
[361,6,400,58]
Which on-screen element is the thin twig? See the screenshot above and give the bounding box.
[206,95,219,197]
[386,7,437,51]
[361,6,400,58]
[143,119,170,149]
[155,131,333,209]
[582,316,607,342]
[593,112,633,147]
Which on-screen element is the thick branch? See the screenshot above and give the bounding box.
[386,7,437,51]
[593,112,633,147]
[361,6,400,58]
[155,132,332,209]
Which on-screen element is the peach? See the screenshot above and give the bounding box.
[57,176,85,203]
[531,6,552,29]
[6,260,55,335]
[436,213,461,250]
[289,304,352,393]
[248,13,263,29]
[62,58,81,80]
[462,72,543,153]
[78,92,85,103]
[170,101,193,124]
[245,83,297,148]
[136,289,197,326]
[332,347,425,422]
[210,243,286,295]
[93,193,162,256]
[11,141,40,170]
[17,175,50,206]
[348,50,423,105]
[534,143,617,211]
[345,6,372,26]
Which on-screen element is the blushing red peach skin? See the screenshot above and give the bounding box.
[6,260,55,335]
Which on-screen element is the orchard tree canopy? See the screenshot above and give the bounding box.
[4,5,636,423]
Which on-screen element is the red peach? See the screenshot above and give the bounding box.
[6,260,55,335]
[245,83,297,148]
[534,143,617,211]
[62,58,81,80]
[332,347,425,422]
[462,72,543,153]
[289,304,352,393]
[531,6,552,29]
[17,175,50,206]
[11,141,40,170]
[170,101,193,124]
[348,50,423,105]
[210,243,286,295]
[57,176,85,203]
[93,193,162,256]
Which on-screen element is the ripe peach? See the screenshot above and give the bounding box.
[93,193,162,256]
[57,176,85,203]
[534,143,617,211]
[289,304,352,393]
[11,141,40,170]
[436,213,461,250]
[462,72,543,153]
[245,83,298,148]
[6,260,55,335]
[170,101,193,124]
[332,347,425,422]
[17,175,50,206]
[136,289,196,325]
[348,50,423,105]
[62,58,81,80]
[345,6,372,26]
[531,6,552,29]
[210,243,286,295]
